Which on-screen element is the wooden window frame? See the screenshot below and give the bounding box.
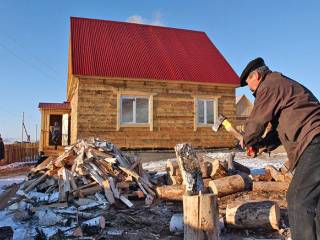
[116,91,154,131]
[193,96,220,131]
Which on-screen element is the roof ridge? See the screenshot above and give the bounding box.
[70,16,206,35]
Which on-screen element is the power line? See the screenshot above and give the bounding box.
[0,32,61,75]
[0,41,60,81]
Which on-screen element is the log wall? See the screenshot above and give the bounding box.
[69,77,237,149]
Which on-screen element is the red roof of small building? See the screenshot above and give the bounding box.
[70,17,239,85]
[38,102,70,110]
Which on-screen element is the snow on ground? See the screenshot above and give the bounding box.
[0,161,37,171]
[143,150,288,175]
[0,175,35,239]
[207,151,287,174]
[0,175,25,193]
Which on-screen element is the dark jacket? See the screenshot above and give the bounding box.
[0,137,4,160]
[243,72,320,171]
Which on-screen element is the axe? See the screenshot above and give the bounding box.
[212,115,244,143]
[212,114,257,156]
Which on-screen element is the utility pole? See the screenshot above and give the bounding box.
[21,112,24,143]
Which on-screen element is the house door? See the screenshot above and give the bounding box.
[62,114,69,146]
[49,115,62,146]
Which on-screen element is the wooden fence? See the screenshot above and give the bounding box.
[3,143,39,165]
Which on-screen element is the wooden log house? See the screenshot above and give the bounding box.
[39,17,239,154]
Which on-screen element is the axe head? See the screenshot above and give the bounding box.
[212,114,227,132]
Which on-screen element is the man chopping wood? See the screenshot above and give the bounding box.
[239,57,320,240]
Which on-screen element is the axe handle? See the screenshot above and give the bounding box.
[222,119,243,142]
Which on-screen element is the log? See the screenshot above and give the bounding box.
[197,153,212,178]
[253,181,289,192]
[32,156,55,173]
[81,216,105,235]
[25,171,49,193]
[170,214,225,235]
[102,180,116,204]
[175,143,205,195]
[53,148,76,168]
[183,194,219,240]
[119,195,134,208]
[166,159,183,185]
[265,165,286,182]
[210,159,228,179]
[209,174,249,197]
[156,185,185,201]
[225,200,280,230]
[79,185,102,198]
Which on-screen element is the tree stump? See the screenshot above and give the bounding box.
[183,194,219,240]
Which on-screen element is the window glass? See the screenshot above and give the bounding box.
[136,98,149,123]
[207,100,214,124]
[197,100,204,124]
[121,98,134,123]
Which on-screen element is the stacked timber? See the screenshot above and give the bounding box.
[19,138,155,207]
[3,138,157,239]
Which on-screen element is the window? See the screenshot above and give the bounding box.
[120,96,149,124]
[196,98,218,125]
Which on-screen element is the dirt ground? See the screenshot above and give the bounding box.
[0,149,290,240]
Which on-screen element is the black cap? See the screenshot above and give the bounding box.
[240,57,266,87]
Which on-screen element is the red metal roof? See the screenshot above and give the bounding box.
[70,17,239,85]
[38,102,70,110]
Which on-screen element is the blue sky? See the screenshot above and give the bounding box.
[0,0,319,140]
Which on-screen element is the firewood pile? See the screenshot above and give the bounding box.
[159,145,292,235]
[4,138,160,239]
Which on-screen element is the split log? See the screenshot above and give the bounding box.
[265,165,286,182]
[183,194,219,240]
[210,159,228,179]
[175,143,205,195]
[253,181,289,192]
[79,185,102,198]
[53,148,76,168]
[209,174,249,197]
[58,168,71,202]
[32,156,55,173]
[166,159,183,185]
[108,177,120,199]
[156,185,185,201]
[80,216,105,235]
[24,171,49,193]
[196,153,215,178]
[64,227,83,238]
[102,180,116,204]
[119,195,134,208]
[225,200,280,230]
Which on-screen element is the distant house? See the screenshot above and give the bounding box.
[39,17,239,154]
[235,95,253,131]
